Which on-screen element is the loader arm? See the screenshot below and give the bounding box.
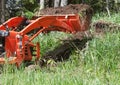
[0,17,25,30]
[20,15,81,35]
[20,14,83,41]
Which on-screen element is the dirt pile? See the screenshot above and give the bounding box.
[36,4,93,16]
[35,4,93,24]
[93,20,120,33]
[35,4,93,35]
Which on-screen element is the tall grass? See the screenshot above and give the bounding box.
[82,31,120,84]
[93,12,120,23]
[0,13,120,85]
[33,32,71,56]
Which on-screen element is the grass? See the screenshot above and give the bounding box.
[33,32,71,56]
[82,31,120,84]
[0,13,120,85]
[92,12,120,24]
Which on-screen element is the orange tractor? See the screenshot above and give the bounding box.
[0,14,89,67]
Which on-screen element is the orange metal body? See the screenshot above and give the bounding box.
[0,17,25,30]
[0,14,89,66]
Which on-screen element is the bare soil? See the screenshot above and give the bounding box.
[93,20,120,33]
[37,4,93,16]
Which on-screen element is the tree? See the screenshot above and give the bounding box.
[21,0,38,12]
[48,0,54,7]
[6,0,22,17]
[106,0,111,17]
[40,0,45,9]
[54,0,60,7]
[60,0,68,7]
[0,0,5,23]
[54,0,68,7]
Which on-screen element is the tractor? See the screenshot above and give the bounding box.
[0,14,90,67]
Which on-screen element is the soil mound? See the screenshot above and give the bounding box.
[35,4,93,23]
[36,4,93,16]
[93,20,120,33]
[35,4,93,33]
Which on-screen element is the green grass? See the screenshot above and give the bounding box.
[33,32,71,56]
[82,31,120,84]
[92,12,120,23]
[0,13,120,85]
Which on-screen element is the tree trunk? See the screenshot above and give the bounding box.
[0,0,5,23]
[106,0,111,17]
[48,0,53,7]
[40,0,45,9]
[54,0,60,7]
[60,0,68,7]
[0,1,1,23]
[82,0,85,3]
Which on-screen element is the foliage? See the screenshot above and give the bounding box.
[21,0,38,12]
[5,0,38,17]
[24,10,34,19]
[70,0,120,12]
[33,32,71,56]
[4,0,120,18]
